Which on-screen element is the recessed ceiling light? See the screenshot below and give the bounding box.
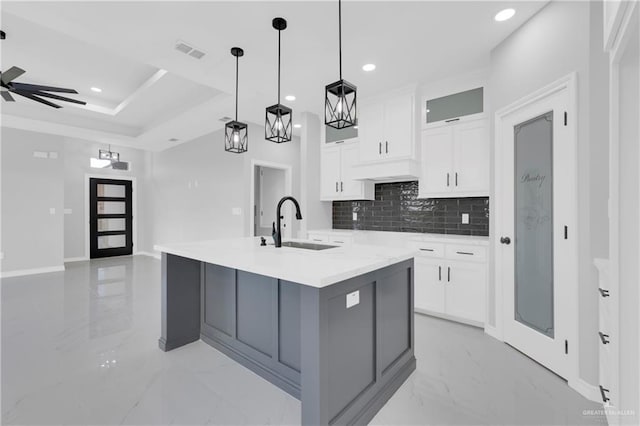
[494,8,515,22]
[285,95,296,101]
[293,123,302,129]
[91,87,102,93]
[362,63,376,72]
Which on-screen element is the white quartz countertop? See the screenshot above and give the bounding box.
[308,229,490,246]
[154,237,416,288]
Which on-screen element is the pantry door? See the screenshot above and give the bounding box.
[89,178,133,258]
[496,77,577,380]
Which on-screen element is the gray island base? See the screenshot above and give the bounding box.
[159,252,416,425]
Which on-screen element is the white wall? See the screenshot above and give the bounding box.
[148,123,301,250]
[489,1,609,386]
[62,138,151,259]
[1,128,65,273]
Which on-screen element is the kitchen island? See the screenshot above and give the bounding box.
[155,237,416,425]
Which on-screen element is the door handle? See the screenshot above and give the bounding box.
[335,182,338,193]
[447,173,450,187]
[598,288,610,297]
[385,141,388,153]
[599,385,610,403]
[500,236,511,245]
[455,172,458,186]
[439,266,441,281]
[340,181,343,192]
[447,266,451,282]
[379,142,382,155]
[598,332,610,345]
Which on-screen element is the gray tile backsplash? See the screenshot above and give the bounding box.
[332,181,489,236]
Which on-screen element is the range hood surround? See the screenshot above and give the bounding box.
[351,158,421,182]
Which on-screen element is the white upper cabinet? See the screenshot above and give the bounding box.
[321,141,374,201]
[419,117,489,198]
[358,90,416,163]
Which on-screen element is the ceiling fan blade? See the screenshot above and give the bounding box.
[11,82,78,94]
[14,91,62,108]
[31,91,86,105]
[1,91,15,102]
[1,66,26,84]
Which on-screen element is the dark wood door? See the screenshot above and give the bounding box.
[89,178,133,258]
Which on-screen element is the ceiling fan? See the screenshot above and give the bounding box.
[0,30,86,109]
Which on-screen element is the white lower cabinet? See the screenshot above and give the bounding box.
[411,239,487,326]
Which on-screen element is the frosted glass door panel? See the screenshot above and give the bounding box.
[98,201,126,214]
[98,235,126,249]
[97,184,125,198]
[514,111,554,338]
[98,218,126,232]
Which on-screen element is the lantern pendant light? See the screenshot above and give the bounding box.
[265,17,292,143]
[325,0,357,129]
[225,47,248,153]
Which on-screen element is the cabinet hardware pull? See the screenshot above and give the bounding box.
[335,140,344,144]
[439,266,441,281]
[598,288,610,297]
[341,181,344,192]
[455,172,458,186]
[379,142,382,155]
[335,182,338,192]
[419,248,434,252]
[456,251,474,255]
[500,236,511,245]
[334,240,344,244]
[312,239,323,242]
[599,385,610,403]
[447,267,451,282]
[447,173,450,187]
[385,141,388,153]
[598,332,610,344]
[445,118,460,123]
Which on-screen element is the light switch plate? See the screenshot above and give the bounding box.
[346,290,360,309]
[48,151,58,159]
[231,207,242,216]
[49,208,56,215]
[461,213,469,224]
[64,208,72,215]
[352,212,357,221]
[33,151,48,159]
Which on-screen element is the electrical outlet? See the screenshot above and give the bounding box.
[231,207,242,216]
[352,212,357,221]
[461,213,469,224]
[49,208,56,215]
[346,290,360,309]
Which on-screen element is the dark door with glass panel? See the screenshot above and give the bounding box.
[90,178,133,258]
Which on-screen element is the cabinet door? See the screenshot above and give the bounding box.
[320,146,342,200]
[358,102,385,163]
[414,257,445,314]
[383,93,414,159]
[419,126,453,197]
[453,119,489,194]
[444,261,485,324]
[340,143,363,198]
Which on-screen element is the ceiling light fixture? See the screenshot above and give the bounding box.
[99,145,120,162]
[225,47,248,153]
[91,87,102,93]
[494,8,516,22]
[265,18,292,143]
[362,64,376,72]
[325,0,357,129]
[285,95,296,101]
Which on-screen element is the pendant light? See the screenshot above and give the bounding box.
[265,17,292,143]
[325,0,357,129]
[225,47,248,153]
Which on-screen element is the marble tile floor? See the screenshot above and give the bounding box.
[1,255,606,425]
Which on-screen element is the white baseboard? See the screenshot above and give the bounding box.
[0,265,65,279]
[135,251,161,260]
[64,257,88,263]
[484,325,503,342]
[569,378,602,403]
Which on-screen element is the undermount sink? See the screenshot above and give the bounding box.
[281,241,338,251]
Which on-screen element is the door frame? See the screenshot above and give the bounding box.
[493,73,579,385]
[249,159,293,239]
[84,173,137,259]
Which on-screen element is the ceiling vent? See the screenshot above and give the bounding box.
[175,39,206,59]
[219,116,232,122]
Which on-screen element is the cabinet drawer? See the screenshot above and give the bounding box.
[407,241,445,258]
[446,244,487,262]
[307,233,329,243]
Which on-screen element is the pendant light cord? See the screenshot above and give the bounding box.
[277,28,281,104]
[339,0,342,80]
[235,54,239,121]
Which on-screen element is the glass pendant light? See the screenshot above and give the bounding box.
[265,17,292,143]
[325,0,357,129]
[225,47,248,153]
